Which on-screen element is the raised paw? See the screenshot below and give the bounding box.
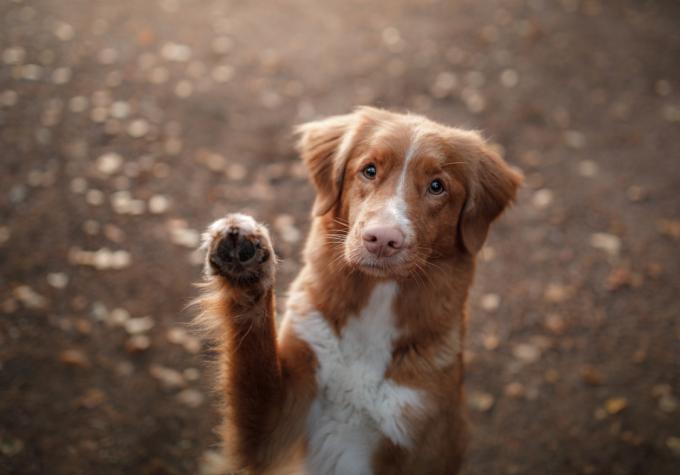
[203,214,275,287]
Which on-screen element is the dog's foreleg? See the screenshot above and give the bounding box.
[198,214,293,472]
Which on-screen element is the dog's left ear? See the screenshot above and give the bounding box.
[458,139,523,254]
[295,113,357,216]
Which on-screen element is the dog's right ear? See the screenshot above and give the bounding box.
[294,113,358,216]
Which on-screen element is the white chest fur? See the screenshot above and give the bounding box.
[291,281,422,475]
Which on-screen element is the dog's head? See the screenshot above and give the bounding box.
[296,106,522,278]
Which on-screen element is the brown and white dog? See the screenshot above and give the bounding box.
[196,106,522,475]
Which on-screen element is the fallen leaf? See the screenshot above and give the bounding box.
[59,349,91,368]
[605,397,627,415]
[658,219,680,240]
[580,365,605,386]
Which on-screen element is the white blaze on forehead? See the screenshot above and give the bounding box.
[377,129,423,241]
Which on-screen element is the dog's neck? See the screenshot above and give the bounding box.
[296,216,475,338]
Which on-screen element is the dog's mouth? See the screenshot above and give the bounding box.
[350,253,415,278]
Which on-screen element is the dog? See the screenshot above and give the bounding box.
[195,106,522,475]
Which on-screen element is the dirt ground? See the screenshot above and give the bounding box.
[1,0,679,474]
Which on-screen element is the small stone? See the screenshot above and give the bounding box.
[626,185,646,202]
[504,382,525,398]
[468,391,495,412]
[482,334,500,351]
[148,195,170,214]
[500,69,519,88]
[54,22,75,41]
[274,214,301,244]
[149,66,169,84]
[652,384,672,398]
[461,88,486,114]
[110,101,131,119]
[659,395,678,413]
[544,283,570,303]
[82,220,100,235]
[654,79,671,96]
[227,163,247,181]
[564,130,586,149]
[69,96,88,113]
[21,64,43,80]
[127,119,150,138]
[430,71,458,98]
[166,327,201,353]
[169,225,200,248]
[212,65,234,83]
[46,272,69,289]
[59,349,90,368]
[544,313,565,334]
[0,435,24,457]
[96,152,123,175]
[150,365,185,389]
[604,397,628,415]
[13,286,47,309]
[85,189,105,206]
[200,449,229,475]
[177,388,204,408]
[382,26,402,46]
[667,436,680,456]
[183,368,200,381]
[578,160,599,177]
[590,233,621,257]
[3,46,26,65]
[662,105,680,122]
[513,343,541,363]
[97,47,118,64]
[212,36,234,54]
[160,42,192,62]
[111,191,146,215]
[174,80,193,98]
[164,138,183,156]
[69,247,131,270]
[126,334,151,353]
[532,188,553,209]
[480,293,500,312]
[124,316,154,334]
[108,308,130,326]
[1,90,19,107]
[0,226,10,245]
[51,67,72,84]
[90,107,108,123]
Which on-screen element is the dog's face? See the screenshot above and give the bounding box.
[296,107,522,278]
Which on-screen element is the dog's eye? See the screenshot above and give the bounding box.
[362,164,377,180]
[428,179,445,195]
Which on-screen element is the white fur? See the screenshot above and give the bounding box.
[290,281,423,475]
[372,132,422,242]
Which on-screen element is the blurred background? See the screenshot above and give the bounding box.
[1,0,679,474]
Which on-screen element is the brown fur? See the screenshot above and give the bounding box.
[195,107,522,474]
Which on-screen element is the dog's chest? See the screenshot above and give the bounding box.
[292,281,421,475]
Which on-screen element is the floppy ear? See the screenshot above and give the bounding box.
[294,113,357,216]
[458,141,523,254]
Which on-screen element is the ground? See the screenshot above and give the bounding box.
[1,0,679,474]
